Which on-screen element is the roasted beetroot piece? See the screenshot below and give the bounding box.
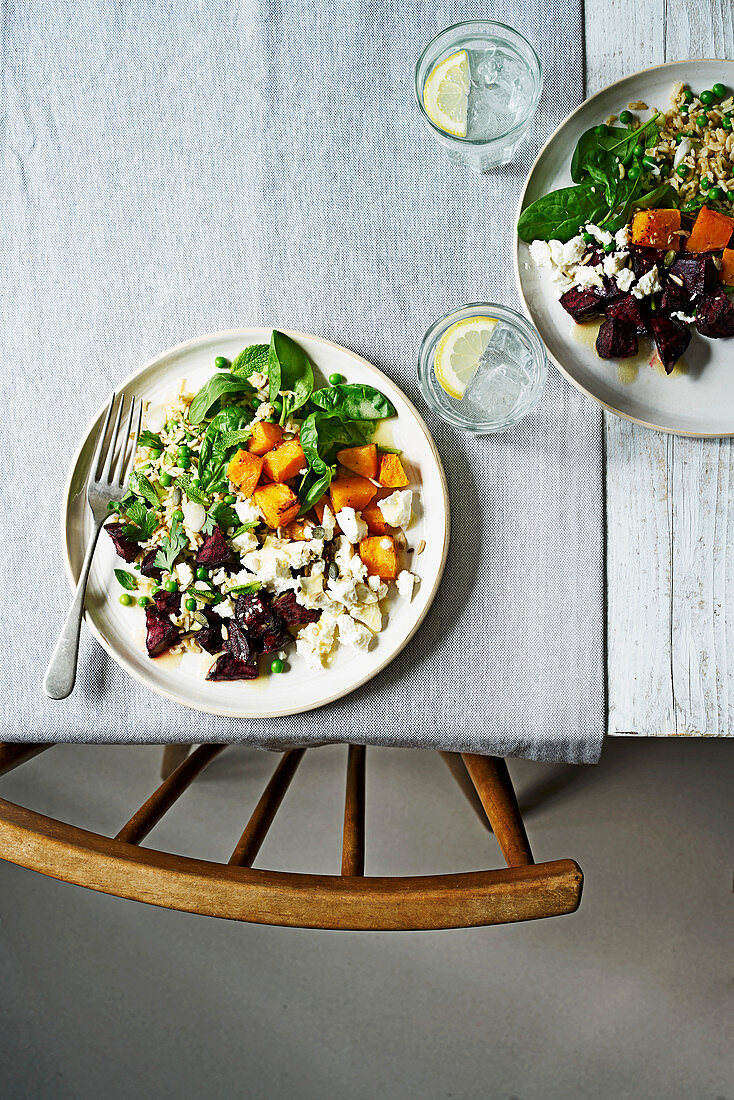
[595,318,638,359]
[139,548,163,579]
[696,292,734,338]
[593,276,625,304]
[206,653,259,681]
[195,527,233,568]
[272,591,320,627]
[630,246,666,279]
[196,609,224,654]
[259,621,293,655]
[605,294,650,334]
[153,590,181,615]
[651,316,692,374]
[659,280,694,318]
[104,522,139,563]
[225,620,255,663]
[235,592,291,653]
[559,287,604,323]
[145,608,181,658]
[668,253,719,299]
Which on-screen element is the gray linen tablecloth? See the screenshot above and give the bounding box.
[1,0,604,763]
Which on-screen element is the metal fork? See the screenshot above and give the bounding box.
[43,393,143,699]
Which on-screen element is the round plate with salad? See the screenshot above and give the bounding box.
[516,59,734,436]
[63,328,449,719]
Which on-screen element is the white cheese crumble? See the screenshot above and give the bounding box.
[395,570,417,601]
[632,266,662,299]
[616,267,636,293]
[334,613,373,651]
[602,252,629,277]
[235,499,261,526]
[175,561,193,591]
[672,311,696,324]
[378,489,412,529]
[336,507,368,544]
[296,616,337,667]
[585,223,613,246]
[230,530,259,554]
[318,503,336,541]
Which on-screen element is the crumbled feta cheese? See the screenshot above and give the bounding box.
[336,507,368,544]
[318,504,336,541]
[281,538,324,570]
[353,582,381,605]
[529,240,552,267]
[296,616,337,667]
[368,574,383,591]
[297,573,327,610]
[615,267,636,293]
[351,603,382,632]
[396,570,417,601]
[335,613,373,651]
[602,252,629,277]
[378,490,412,529]
[181,500,206,533]
[231,530,259,554]
[585,223,613,247]
[552,271,574,296]
[235,499,261,526]
[671,311,696,324]
[175,561,193,591]
[333,536,367,580]
[573,264,604,289]
[562,235,586,266]
[632,266,662,299]
[328,577,361,607]
[217,599,235,619]
[549,240,565,267]
[242,537,294,592]
[614,225,630,250]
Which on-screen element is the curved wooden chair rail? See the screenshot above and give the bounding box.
[0,743,582,931]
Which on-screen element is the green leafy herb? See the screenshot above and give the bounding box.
[154,516,187,572]
[231,344,270,378]
[121,499,158,541]
[203,502,239,535]
[197,407,250,492]
[310,383,396,421]
[268,330,314,423]
[190,586,217,603]
[215,428,251,450]
[231,522,258,537]
[138,429,163,450]
[178,474,209,506]
[114,569,138,591]
[129,471,159,508]
[227,582,262,597]
[188,373,254,425]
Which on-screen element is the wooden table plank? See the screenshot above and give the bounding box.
[587,0,734,737]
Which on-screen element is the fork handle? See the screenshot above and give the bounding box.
[43,520,105,699]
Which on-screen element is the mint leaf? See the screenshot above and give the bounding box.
[227,582,261,596]
[203,502,239,535]
[231,522,258,537]
[231,344,270,378]
[114,569,138,591]
[129,471,159,508]
[154,516,188,572]
[178,474,209,506]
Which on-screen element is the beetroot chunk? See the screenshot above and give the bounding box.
[559,287,604,323]
[196,609,224,655]
[605,294,650,334]
[206,653,259,681]
[153,590,181,615]
[272,591,320,626]
[659,280,694,318]
[668,254,719,299]
[695,292,734,338]
[235,592,291,654]
[196,528,233,568]
[139,549,163,579]
[145,608,181,657]
[651,316,691,374]
[630,247,666,279]
[105,522,139,562]
[595,318,638,359]
[226,620,255,663]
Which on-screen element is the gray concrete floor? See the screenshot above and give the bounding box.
[0,739,731,1100]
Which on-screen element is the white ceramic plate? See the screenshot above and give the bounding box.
[63,328,450,719]
[515,59,734,436]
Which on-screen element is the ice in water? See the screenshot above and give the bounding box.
[463,322,535,420]
[466,45,533,141]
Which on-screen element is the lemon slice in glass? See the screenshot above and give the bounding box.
[422,50,470,137]
[434,316,498,400]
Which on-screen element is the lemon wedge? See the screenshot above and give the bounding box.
[422,49,470,137]
[434,316,498,399]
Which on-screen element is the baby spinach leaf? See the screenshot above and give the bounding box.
[129,471,159,508]
[310,383,396,421]
[188,373,254,425]
[268,330,314,421]
[607,181,680,232]
[571,114,661,184]
[231,344,270,378]
[298,471,333,516]
[114,569,138,591]
[138,429,162,450]
[154,516,187,573]
[517,184,608,243]
[197,407,250,492]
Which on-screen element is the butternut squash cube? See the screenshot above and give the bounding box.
[361,489,393,535]
[359,535,399,581]
[254,483,300,529]
[378,453,409,488]
[631,208,681,250]
[721,247,734,287]
[226,449,264,498]
[248,421,285,456]
[262,438,306,483]
[684,205,734,253]
[281,517,314,541]
[336,444,378,479]
[329,476,378,513]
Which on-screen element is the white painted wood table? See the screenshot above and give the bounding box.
[587,0,734,738]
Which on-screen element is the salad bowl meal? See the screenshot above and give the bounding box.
[516,59,734,436]
[63,329,449,719]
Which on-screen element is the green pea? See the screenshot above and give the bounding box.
[166,420,178,433]
[329,372,344,385]
[627,164,641,180]
[148,447,162,459]
[683,89,693,104]
[196,567,208,581]
[164,579,178,593]
[619,110,633,125]
[271,658,285,674]
[722,116,732,131]
[679,105,689,116]
[159,471,173,487]
[676,165,689,178]
[709,186,723,201]
[151,584,161,596]
[700,89,714,106]
[224,494,236,504]
[594,123,606,136]
[696,114,708,128]
[582,230,595,244]
[185,597,196,611]
[171,509,184,522]
[119,593,133,606]
[138,596,151,609]
[675,133,684,144]
[252,396,262,408]
[272,398,283,416]
[713,83,726,99]
[214,356,229,370]
[727,190,734,202]
[701,175,711,189]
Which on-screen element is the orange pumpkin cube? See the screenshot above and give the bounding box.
[336,444,378,479]
[262,438,306,483]
[226,449,264,498]
[631,208,681,250]
[684,205,734,252]
[281,517,314,541]
[361,488,393,535]
[359,535,399,581]
[329,476,378,513]
[378,453,409,488]
[254,483,300,529]
[248,421,285,456]
[719,247,734,286]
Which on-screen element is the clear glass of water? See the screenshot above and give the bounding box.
[418,303,547,434]
[414,21,542,172]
